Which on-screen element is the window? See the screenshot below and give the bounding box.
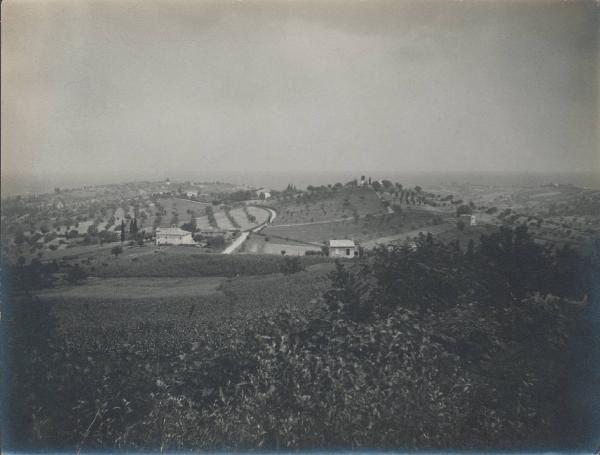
[346,248,350,256]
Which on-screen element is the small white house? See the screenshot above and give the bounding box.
[155,227,195,245]
[328,239,358,258]
[459,214,477,226]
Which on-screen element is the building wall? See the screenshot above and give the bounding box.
[262,242,322,256]
[156,234,195,245]
[329,246,357,258]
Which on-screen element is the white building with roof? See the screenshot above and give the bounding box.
[328,239,358,258]
[155,227,195,245]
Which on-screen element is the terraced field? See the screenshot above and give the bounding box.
[193,206,269,232]
[214,211,236,230]
[229,207,269,231]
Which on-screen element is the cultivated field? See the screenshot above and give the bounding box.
[155,197,269,232]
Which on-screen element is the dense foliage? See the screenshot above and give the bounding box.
[2,226,598,451]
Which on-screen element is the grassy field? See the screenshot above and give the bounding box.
[240,232,323,255]
[88,251,332,277]
[262,208,445,244]
[34,267,334,329]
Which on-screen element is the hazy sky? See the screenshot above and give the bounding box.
[1,0,598,181]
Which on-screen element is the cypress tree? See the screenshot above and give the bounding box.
[120,220,126,242]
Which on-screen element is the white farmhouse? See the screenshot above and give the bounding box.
[155,227,195,245]
[328,239,358,258]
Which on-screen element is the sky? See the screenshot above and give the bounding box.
[1,0,598,184]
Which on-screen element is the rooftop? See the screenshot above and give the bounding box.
[328,239,356,248]
[156,227,192,236]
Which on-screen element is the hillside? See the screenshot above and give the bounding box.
[4,226,598,450]
[270,186,385,225]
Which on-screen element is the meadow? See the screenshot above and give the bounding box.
[241,232,323,255]
[262,208,445,244]
[34,267,333,329]
[89,251,332,278]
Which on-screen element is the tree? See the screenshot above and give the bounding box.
[15,230,25,245]
[206,235,226,249]
[111,245,123,258]
[87,224,98,236]
[280,256,304,275]
[65,264,88,284]
[120,220,126,242]
[456,204,473,217]
[466,239,475,260]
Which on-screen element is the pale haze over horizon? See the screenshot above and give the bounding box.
[1,0,599,186]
